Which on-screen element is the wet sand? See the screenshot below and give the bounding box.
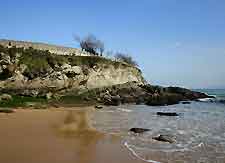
[0,107,144,163]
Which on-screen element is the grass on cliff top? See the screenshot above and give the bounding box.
[0,45,136,69]
[0,95,47,108]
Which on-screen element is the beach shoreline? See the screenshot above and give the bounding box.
[0,107,146,163]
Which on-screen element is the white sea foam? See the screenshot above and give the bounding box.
[124,141,162,163]
[198,98,215,102]
[117,108,132,112]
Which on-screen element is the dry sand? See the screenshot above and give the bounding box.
[0,107,144,163]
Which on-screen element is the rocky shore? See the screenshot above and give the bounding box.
[0,41,213,108]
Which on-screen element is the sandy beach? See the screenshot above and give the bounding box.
[0,107,144,163]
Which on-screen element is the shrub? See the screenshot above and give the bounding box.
[115,53,138,67]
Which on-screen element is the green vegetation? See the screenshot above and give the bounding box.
[0,95,47,108]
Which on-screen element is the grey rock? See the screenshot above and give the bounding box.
[153,134,176,143]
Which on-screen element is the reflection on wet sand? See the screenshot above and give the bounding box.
[0,108,143,163]
[57,109,105,163]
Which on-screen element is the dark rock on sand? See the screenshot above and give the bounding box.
[0,109,14,113]
[95,105,103,109]
[152,134,176,143]
[129,128,151,133]
[157,112,179,116]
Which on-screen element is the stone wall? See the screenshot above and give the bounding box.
[0,39,90,56]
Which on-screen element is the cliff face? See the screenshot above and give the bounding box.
[0,41,145,96]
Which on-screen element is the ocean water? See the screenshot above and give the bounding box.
[195,89,225,98]
[92,89,225,163]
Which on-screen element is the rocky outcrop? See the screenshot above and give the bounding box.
[75,82,211,106]
[0,44,145,97]
[0,40,211,106]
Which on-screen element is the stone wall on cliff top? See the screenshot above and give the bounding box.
[0,39,90,56]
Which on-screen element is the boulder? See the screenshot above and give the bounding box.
[62,63,82,77]
[129,128,151,133]
[104,95,121,106]
[0,94,12,101]
[0,52,11,64]
[153,134,176,143]
[157,112,179,116]
[95,105,103,109]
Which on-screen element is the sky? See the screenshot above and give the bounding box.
[1,0,225,89]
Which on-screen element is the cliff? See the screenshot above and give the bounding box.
[0,39,211,108]
[0,40,145,97]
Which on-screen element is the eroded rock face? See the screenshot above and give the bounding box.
[0,52,145,97]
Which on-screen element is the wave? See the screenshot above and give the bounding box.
[124,141,162,163]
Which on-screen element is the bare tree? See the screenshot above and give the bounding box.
[115,52,138,67]
[96,40,104,56]
[74,34,105,56]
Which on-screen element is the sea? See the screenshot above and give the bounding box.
[92,89,225,163]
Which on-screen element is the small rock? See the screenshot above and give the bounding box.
[157,112,179,116]
[95,105,103,109]
[152,134,176,143]
[129,128,151,133]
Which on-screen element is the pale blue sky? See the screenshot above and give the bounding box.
[1,0,225,88]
